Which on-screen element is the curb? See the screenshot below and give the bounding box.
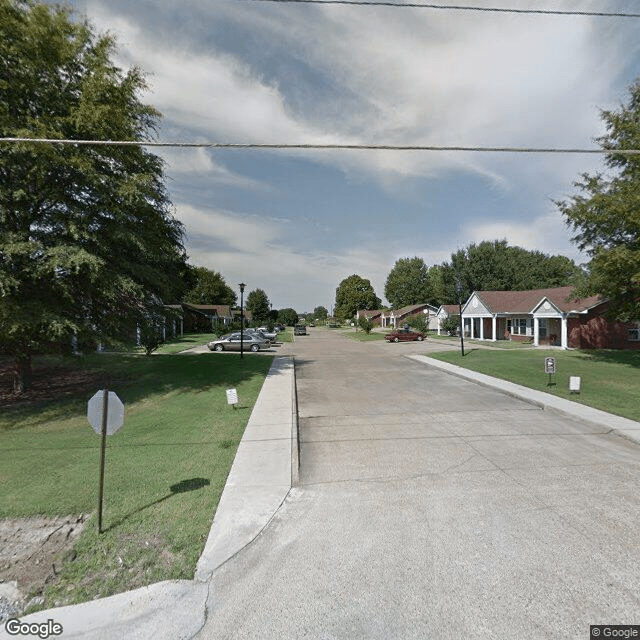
[408,355,640,445]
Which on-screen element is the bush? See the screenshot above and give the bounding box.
[441,315,460,336]
[358,316,375,334]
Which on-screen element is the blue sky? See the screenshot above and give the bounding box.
[57,0,640,312]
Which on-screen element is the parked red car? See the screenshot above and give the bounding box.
[385,328,425,342]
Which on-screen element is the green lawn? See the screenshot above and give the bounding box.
[151,332,220,354]
[428,348,640,422]
[0,352,272,609]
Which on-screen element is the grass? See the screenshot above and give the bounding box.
[428,334,533,349]
[151,332,221,354]
[428,348,640,422]
[0,351,273,609]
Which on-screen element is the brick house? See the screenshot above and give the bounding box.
[459,286,640,350]
[379,304,439,330]
[436,304,461,335]
[356,309,383,325]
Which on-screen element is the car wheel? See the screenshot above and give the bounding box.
[250,344,260,352]
[417,336,424,341]
[214,344,224,352]
[393,337,399,343]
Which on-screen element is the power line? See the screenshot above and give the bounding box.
[1,137,640,154]
[242,0,640,18]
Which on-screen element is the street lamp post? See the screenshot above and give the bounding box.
[239,282,246,359]
[455,275,465,357]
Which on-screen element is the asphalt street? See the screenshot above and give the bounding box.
[196,330,640,640]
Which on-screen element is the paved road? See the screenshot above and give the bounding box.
[197,330,640,640]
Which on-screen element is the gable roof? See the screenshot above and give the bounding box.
[470,286,605,315]
[357,309,382,319]
[437,304,459,315]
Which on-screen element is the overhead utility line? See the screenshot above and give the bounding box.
[243,0,640,18]
[2,138,640,154]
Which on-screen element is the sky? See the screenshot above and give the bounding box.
[55,0,640,312]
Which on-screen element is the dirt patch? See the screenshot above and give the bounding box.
[0,357,108,410]
[0,515,87,622]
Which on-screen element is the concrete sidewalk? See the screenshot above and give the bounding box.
[408,354,640,444]
[1,356,297,640]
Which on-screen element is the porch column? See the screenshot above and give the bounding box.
[479,318,484,340]
[437,319,441,335]
[534,317,539,347]
[561,315,568,349]
[180,319,183,336]
[470,317,475,339]
[492,316,497,341]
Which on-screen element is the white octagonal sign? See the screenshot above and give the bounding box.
[88,390,124,435]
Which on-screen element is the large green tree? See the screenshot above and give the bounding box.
[184,267,236,306]
[557,80,640,321]
[312,305,328,322]
[0,1,189,391]
[384,257,433,308]
[334,274,382,320]
[246,288,271,324]
[437,240,582,304]
[277,308,298,326]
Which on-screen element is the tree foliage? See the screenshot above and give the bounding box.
[277,308,298,326]
[384,257,434,308]
[437,240,582,304]
[183,267,236,306]
[312,305,328,322]
[246,288,271,324]
[0,1,189,391]
[556,80,640,321]
[334,275,382,320]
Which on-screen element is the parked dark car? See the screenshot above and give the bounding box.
[385,328,425,342]
[294,324,307,336]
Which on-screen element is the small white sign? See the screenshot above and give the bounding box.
[569,376,581,393]
[226,388,238,405]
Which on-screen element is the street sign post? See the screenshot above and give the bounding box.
[88,389,124,533]
[226,388,239,409]
[544,357,557,387]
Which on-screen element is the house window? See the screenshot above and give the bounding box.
[629,325,640,342]
[508,318,531,336]
[538,319,547,338]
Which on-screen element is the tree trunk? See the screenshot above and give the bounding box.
[13,352,32,394]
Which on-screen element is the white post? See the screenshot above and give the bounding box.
[479,318,485,340]
[492,316,497,341]
[534,317,539,347]
[561,315,568,349]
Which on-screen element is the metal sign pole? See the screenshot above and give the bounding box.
[97,389,109,533]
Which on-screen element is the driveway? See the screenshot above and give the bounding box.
[197,329,640,639]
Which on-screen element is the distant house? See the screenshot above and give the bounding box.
[172,303,234,333]
[460,286,640,350]
[356,309,383,325]
[379,304,439,330]
[436,304,460,335]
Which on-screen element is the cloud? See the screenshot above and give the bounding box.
[174,202,394,309]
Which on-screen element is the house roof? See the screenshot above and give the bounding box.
[182,303,233,316]
[437,304,459,315]
[357,309,382,319]
[471,286,605,315]
[385,303,436,317]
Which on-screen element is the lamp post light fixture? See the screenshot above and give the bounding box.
[239,282,246,359]
[455,275,465,357]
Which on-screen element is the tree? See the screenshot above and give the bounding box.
[277,308,298,326]
[384,257,433,308]
[312,305,328,322]
[334,275,382,321]
[246,289,271,325]
[0,1,189,392]
[556,80,640,321]
[184,267,236,306]
[437,240,582,304]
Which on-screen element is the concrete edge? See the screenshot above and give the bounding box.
[291,355,300,486]
[408,354,640,445]
[194,355,295,581]
[5,355,296,639]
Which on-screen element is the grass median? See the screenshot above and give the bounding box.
[0,350,273,610]
[427,348,640,422]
